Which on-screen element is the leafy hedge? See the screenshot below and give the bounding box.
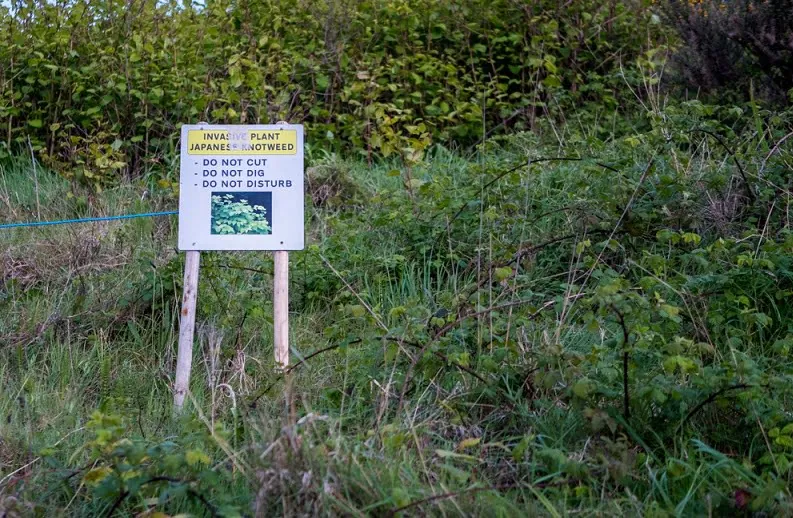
[0,0,660,185]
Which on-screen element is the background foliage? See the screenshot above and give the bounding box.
[661,0,793,103]
[0,0,662,186]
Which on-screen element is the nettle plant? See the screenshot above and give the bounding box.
[39,409,244,516]
[211,195,271,235]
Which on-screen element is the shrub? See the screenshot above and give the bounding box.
[36,410,245,516]
[0,0,660,185]
[661,0,793,102]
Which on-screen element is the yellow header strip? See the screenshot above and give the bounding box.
[187,130,297,155]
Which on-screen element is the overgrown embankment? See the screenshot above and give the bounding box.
[2,101,793,515]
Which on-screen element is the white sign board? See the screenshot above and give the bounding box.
[178,124,304,251]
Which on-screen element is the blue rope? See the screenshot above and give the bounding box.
[0,211,178,230]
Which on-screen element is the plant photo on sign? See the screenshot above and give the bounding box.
[210,192,272,235]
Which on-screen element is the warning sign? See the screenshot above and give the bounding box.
[178,124,305,251]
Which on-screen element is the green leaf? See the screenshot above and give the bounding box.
[512,435,531,461]
[439,462,471,483]
[662,356,678,373]
[348,305,366,318]
[542,75,562,88]
[573,377,595,398]
[494,267,512,281]
[775,435,793,449]
[392,488,410,507]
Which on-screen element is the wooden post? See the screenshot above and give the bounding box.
[273,250,289,369]
[174,250,200,412]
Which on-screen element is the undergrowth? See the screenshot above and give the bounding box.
[2,101,793,516]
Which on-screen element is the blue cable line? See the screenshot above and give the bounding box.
[0,211,178,230]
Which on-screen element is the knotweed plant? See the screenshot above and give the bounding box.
[210,194,271,235]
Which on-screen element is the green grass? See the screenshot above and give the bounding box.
[3,107,793,516]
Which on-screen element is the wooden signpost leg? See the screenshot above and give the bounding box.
[274,250,289,369]
[174,250,201,412]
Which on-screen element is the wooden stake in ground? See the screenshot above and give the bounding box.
[273,250,289,369]
[174,250,201,411]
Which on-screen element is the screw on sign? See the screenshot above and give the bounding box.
[173,122,305,412]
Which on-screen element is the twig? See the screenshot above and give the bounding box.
[247,340,362,408]
[690,129,755,202]
[570,155,655,302]
[247,379,279,409]
[458,231,610,302]
[395,294,584,415]
[106,489,129,517]
[759,130,793,177]
[611,305,631,420]
[320,253,388,332]
[386,481,573,516]
[386,337,488,384]
[28,137,41,221]
[286,340,361,374]
[234,310,248,350]
[464,107,534,154]
[0,457,40,486]
[105,476,219,517]
[676,383,755,435]
[216,263,271,276]
[440,157,622,234]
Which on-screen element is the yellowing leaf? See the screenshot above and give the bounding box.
[405,178,425,189]
[456,437,481,451]
[185,449,210,466]
[83,466,113,485]
[435,449,479,462]
[121,469,141,480]
[348,305,366,318]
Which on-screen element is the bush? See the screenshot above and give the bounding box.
[661,0,793,102]
[0,0,661,185]
[36,409,246,516]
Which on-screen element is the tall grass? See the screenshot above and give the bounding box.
[3,104,793,515]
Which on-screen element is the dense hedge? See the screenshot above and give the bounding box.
[0,0,659,185]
